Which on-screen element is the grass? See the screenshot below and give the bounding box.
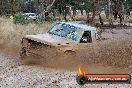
[0,17,52,49]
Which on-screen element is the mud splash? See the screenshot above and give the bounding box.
[18,38,132,74]
[0,17,132,74]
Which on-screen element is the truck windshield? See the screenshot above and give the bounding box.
[48,23,80,41]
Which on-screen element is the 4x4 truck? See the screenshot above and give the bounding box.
[20,22,100,59]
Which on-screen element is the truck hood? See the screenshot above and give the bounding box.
[25,33,76,46]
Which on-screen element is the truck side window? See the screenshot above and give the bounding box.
[80,31,92,43]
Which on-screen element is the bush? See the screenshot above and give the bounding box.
[13,13,30,25]
[45,16,55,22]
[35,15,54,24]
[13,13,54,25]
[35,15,45,24]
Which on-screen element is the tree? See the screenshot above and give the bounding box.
[83,0,92,20]
[126,0,132,15]
[0,0,11,15]
[111,0,125,25]
[53,0,80,21]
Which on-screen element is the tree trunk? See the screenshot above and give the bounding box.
[86,10,89,20]
[109,0,113,26]
[106,0,110,19]
[64,4,67,21]
[11,0,16,16]
[119,1,125,25]
[73,8,76,17]
[99,14,103,25]
[44,0,56,18]
[46,0,56,12]
[92,0,96,24]
[81,9,83,15]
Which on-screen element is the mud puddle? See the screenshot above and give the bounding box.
[21,56,132,74]
[0,42,132,75]
[19,50,132,74]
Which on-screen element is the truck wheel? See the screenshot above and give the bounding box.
[76,75,87,85]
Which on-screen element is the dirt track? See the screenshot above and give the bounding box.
[0,18,132,87]
[0,53,132,88]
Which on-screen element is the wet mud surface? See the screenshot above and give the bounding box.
[0,18,132,87]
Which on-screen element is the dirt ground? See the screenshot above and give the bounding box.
[0,51,132,88]
[0,48,132,88]
[0,18,132,87]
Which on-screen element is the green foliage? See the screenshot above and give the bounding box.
[13,12,30,25]
[35,15,54,24]
[45,16,55,22]
[13,13,54,25]
[35,15,45,24]
[126,0,132,9]
[83,0,93,12]
[0,0,11,15]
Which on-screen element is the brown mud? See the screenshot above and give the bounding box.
[1,37,132,74]
[20,39,132,74]
[0,18,132,74]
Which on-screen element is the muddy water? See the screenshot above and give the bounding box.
[1,51,131,74]
[0,44,132,88]
[0,17,132,69]
[0,29,132,74]
[1,41,132,75]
